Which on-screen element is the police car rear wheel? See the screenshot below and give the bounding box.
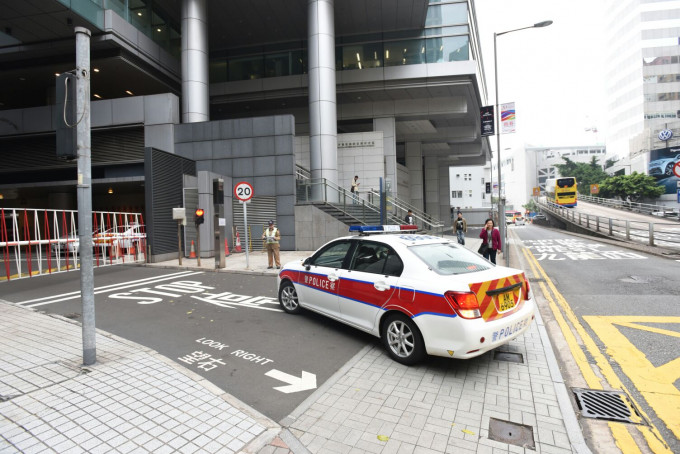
[279,282,301,314]
[382,313,425,365]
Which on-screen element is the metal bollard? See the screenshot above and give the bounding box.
[649,223,654,246]
[626,221,630,240]
[609,218,613,236]
[596,216,599,232]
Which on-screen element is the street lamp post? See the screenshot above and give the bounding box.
[494,20,552,266]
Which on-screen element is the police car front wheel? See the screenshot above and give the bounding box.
[382,313,425,365]
[279,281,301,314]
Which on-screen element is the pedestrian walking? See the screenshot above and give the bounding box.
[350,175,360,204]
[262,220,281,269]
[478,218,501,264]
[453,211,467,245]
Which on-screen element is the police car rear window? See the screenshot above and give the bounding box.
[409,243,492,275]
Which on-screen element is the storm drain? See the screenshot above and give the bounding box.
[488,418,535,449]
[493,351,524,363]
[572,388,644,424]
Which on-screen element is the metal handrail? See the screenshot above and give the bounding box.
[579,194,679,220]
[365,189,442,229]
[537,199,680,249]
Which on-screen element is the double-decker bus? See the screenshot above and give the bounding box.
[545,177,578,207]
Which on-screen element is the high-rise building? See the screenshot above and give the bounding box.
[604,0,680,200]
[0,0,491,257]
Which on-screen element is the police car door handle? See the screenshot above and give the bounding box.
[374,282,390,291]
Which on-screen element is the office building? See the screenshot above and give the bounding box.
[603,0,680,200]
[0,0,490,258]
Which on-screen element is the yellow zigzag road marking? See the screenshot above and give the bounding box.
[521,247,672,454]
[584,316,680,443]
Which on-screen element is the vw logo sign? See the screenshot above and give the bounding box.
[658,129,673,141]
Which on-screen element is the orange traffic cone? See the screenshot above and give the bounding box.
[234,231,242,253]
[224,239,230,256]
[189,240,197,258]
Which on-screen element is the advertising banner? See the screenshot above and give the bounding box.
[480,106,495,136]
[501,102,516,134]
[648,145,680,194]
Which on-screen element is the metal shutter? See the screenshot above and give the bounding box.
[231,196,277,251]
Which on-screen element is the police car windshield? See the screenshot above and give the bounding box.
[409,243,493,275]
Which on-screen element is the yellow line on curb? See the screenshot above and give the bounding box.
[521,247,672,454]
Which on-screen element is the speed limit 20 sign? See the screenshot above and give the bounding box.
[234,181,254,202]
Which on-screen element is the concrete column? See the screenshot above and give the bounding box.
[308,0,338,190]
[439,163,451,224]
[374,117,396,197]
[181,0,209,123]
[424,156,439,218]
[405,142,423,211]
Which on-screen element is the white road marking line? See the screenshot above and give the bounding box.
[24,271,204,308]
[17,270,197,305]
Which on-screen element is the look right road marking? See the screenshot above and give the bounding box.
[521,247,672,454]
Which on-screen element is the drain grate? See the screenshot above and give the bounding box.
[572,388,644,424]
[493,351,524,363]
[488,418,535,449]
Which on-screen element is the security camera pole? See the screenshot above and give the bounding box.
[75,27,96,366]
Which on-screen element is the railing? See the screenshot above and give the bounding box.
[1,208,147,282]
[538,201,680,249]
[366,189,445,233]
[579,194,680,219]
[295,177,446,233]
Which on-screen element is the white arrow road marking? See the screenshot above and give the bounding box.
[265,369,317,394]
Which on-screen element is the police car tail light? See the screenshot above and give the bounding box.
[445,291,481,319]
[523,279,532,300]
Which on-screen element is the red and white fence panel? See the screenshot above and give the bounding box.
[0,208,146,282]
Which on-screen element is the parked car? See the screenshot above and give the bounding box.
[51,233,79,256]
[277,226,535,365]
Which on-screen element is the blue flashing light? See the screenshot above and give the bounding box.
[349,225,418,233]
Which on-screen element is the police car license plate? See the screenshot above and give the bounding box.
[498,292,516,311]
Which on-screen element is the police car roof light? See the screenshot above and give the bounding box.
[349,225,417,233]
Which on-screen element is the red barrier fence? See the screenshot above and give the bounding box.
[1,208,146,281]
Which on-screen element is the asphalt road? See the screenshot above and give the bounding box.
[0,266,373,422]
[510,223,680,452]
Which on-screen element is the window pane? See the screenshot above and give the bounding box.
[425,3,468,27]
[228,56,264,81]
[426,35,469,63]
[340,42,383,70]
[311,241,351,268]
[384,39,426,67]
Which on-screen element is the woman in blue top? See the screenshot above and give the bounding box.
[479,218,502,264]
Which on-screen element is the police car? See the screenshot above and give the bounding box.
[277,225,535,365]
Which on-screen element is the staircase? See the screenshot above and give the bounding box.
[295,167,445,233]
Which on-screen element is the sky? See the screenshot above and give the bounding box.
[474,0,608,149]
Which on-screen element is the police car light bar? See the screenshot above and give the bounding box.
[349,225,418,233]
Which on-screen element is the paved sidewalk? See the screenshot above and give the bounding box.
[1,231,590,453]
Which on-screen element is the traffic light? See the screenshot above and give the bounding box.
[195,208,205,226]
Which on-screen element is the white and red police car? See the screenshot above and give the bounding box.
[277,225,535,365]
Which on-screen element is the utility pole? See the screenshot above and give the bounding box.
[75,27,96,366]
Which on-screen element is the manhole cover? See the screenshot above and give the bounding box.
[488,418,535,449]
[572,388,644,424]
[493,351,524,363]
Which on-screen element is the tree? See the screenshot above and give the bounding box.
[598,172,665,201]
[554,156,609,195]
[523,199,539,213]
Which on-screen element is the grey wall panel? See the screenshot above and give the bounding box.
[144,147,197,259]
